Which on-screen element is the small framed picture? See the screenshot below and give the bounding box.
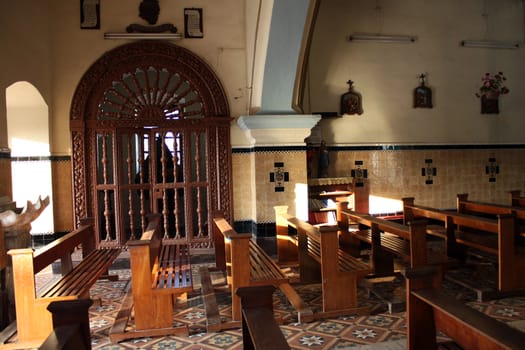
[80,0,100,29]
[184,8,204,38]
[414,74,433,108]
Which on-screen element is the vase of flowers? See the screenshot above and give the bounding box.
[476,72,509,114]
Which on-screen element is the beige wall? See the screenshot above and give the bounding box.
[46,0,248,155]
[0,0,51,149]
[6,1,522,150]
[306,0,525,145]
[0,0,248,153]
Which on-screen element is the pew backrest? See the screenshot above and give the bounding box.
[458,193,525,220]
[510,190,525,207]
[403,197,504,235]
[340,208,429,267]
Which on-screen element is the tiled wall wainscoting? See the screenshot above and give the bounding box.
[232,144,525,237]
[0,150,12,199]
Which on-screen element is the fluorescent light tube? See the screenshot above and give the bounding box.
[348,34,416,43]
[461,40,519,49]
[104,32,183,40]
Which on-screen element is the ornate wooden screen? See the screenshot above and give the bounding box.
[70,41,232,251]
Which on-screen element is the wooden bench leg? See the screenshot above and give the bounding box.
[405,266,441,350]
[406,291,437,349]
[236,285,290,350]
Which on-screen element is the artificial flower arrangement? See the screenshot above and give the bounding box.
[475,72,509,98]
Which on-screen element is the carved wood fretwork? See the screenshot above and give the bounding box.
[70,41,232,250]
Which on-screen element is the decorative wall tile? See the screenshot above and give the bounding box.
[350,160,367,187]
[422,159,437,185]
[51,159,74,232]
[269,162,289,192]
[486,157,499,183]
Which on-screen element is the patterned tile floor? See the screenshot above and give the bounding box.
[17,253,525,349]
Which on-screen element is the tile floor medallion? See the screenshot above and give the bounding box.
[5,251,525,349]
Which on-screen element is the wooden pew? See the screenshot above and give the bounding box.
[39,299,93,350]
[236,285,290,350]
[402,197,525,293]
[275,206,373,318]
[6,218,120,347]
[109,214,193,342]
[509,190,525,207]
[212,212,313,327]
[457,192,525,237]
[337,206,452,277]
[277,179,368,266]
[405,265,525,350]
[275,206,300,265]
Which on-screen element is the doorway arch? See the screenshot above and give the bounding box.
[70,41,232,251]
[7,81,54,234]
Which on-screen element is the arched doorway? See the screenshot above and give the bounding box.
[6,81,54,235]
[70,41,232,252]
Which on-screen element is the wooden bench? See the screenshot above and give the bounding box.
[39,299,93,350]
[109,214,193,342]
[457,192,525,238]
[510,190,525,207]
[212,212,313,327]
[337,205,453,277]
[275,206,300,265]
[405,265,525,350]
[402,197,525,293]
[276,191,368,266]
[236,285,290,350]
[6,218,120,348]
[275,206,373,318]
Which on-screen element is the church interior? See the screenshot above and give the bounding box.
[1,0,525,349]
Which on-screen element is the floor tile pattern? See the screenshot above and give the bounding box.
[11,253,525,349]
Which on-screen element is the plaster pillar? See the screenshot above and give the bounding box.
[237,114,320,236]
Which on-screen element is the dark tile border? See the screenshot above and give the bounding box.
[10,155,71,162]
[232,144,525,154]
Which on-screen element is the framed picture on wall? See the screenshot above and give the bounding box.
[414,74,433,108]
[80,0,100,29]
[184,8,204,38]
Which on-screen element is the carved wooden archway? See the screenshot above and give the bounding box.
[70,41,232,251]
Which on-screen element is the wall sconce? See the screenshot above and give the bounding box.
[460,40,519,49]
[348,34,416,43]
